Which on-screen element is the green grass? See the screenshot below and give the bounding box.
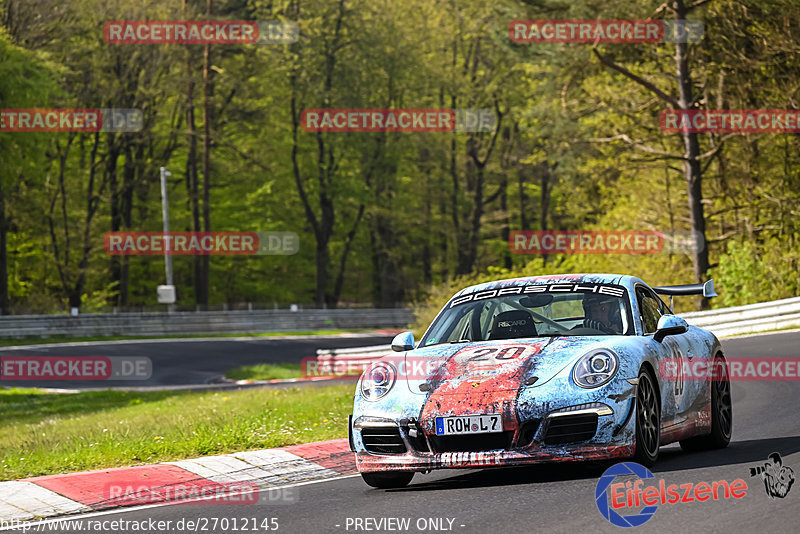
[0,329,378,347]
[0,385,354,481]
[225,363,303,381]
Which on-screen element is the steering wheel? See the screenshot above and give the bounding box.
[569,326,608,335]
[526,309,571,333]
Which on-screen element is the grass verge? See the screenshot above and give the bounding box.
[225,363,303,381]
[0,385,353,481]
[0,329,383,348]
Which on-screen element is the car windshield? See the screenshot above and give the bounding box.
[420,285,632,346]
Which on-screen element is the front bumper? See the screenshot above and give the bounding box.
[351,381,638,473]
[355,443,634,472]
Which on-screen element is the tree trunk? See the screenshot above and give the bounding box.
[120,142,137,307]
[332,205,365,306]
[315,235,330,307]
[108,140,121,307]
[540,162,552,266]
[422,172,433,284]
[674,0,710,308]
[500,177,511,270]
[199,0,212,306]
[68,132,103,310]
[185,47,203,307]
[0,174,8,314]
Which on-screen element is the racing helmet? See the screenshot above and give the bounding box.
[582,293,622,332]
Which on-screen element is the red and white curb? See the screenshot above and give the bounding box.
[0,439,355,522]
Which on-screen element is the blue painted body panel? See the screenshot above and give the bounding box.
[351,274,721,472]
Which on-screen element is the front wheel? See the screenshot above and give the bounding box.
[680,356,732,451]
[360,471,414,489]
[633,368,661,467]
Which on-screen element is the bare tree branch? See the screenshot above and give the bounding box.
[592,48,681,108]
[587,134,686,160]
[687,0,714,10]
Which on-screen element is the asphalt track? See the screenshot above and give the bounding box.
[0,333,394,389]
[13,331,800,533]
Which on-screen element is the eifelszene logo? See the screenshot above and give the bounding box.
[596,463,658,527]
[595,462,748,528]
[749,453,795,499]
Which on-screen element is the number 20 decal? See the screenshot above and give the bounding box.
[465,346,527,362]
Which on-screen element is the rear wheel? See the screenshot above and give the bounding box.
[633,368,660,467]
[680,356,732,451]
[360,471,414,489]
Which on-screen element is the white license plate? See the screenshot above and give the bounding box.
[435,415,501,435]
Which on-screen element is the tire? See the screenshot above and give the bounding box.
[680,356,732,452]
[633,367,661,467]
[360,471,414,489]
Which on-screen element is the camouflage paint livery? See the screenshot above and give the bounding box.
[350,274,722,472]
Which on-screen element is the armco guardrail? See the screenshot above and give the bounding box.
[315,345,394,374]
[681,296,800,338]
[312,297,800,370]
[0,309,415,339]
[2,296,796,341]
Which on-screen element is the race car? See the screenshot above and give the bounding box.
[349,273,732,488]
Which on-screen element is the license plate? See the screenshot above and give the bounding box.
[435,415,501,435]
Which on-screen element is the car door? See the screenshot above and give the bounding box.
[635,286,682,429]
[653,294,707,426]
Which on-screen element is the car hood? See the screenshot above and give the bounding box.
[404,336,615,395]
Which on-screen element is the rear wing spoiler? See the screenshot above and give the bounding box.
[652,279,717,308]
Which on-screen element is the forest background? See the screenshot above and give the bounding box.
[0,0,797,317]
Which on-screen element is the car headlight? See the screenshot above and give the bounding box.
[360,362,396,401]
[572,349,618,388]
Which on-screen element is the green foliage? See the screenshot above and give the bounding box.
[0,0,798,314]
[712,238,800,307]
[225,362,302,381]
[0,385,353,480]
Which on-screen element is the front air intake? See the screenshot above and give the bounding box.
[543,413,598,445]
[361,426,407,454]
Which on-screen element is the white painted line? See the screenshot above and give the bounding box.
[0,332,385,351]
[719,328,800,340]
[0,474,360,531]
[0,502,34,522]
[231,449,339,483]
[169,455,275,483]
[0,481,89,518]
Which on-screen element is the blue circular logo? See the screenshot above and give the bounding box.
[595,462,658,527]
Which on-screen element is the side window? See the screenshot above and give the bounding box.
[636,287,662,334]
[658,296,673,315]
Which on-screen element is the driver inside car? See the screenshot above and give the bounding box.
[580,294,622,334]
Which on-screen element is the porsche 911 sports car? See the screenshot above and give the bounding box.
[348,274,732,488]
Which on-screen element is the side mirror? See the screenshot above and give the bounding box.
[391,331,415,352]
[653,314,688,342]
[702,279,718,298]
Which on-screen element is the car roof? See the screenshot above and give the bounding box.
[454,273,638,297]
